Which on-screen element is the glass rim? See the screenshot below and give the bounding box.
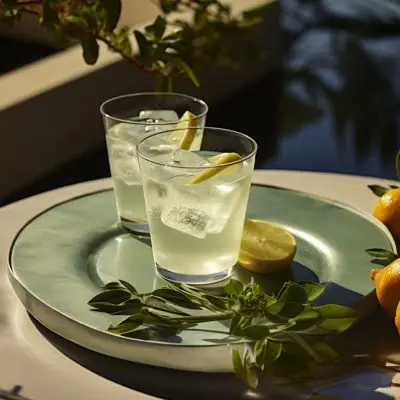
[99,92,209,125]
[136,126,258,170]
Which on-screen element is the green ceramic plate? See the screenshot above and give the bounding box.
[8,185,396,372]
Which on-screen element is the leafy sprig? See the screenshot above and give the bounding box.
[0,0,272,89]
[368,150,400,197]
[366,248,398,265]
[88,278,359,389]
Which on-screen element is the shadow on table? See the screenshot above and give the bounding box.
[30,313,395,400]
[27,265,396,400]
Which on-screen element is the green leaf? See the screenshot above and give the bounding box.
[177,60,200,87]
[262,340,282,369]
[282,341,314,360]
[245,365,259,389]
[368,185,389,197]
[232,350,248,384]
[100,0,121,31]
[224,279,244,296]
[88,289,131,306]
[396,151,400,181]
[145,296,190,316]
[278,282,309,304]
[318,317,358,333]
[108,315,144,335]
[240,324,270,340]
[204,336,242,344]
[82,35,99,65]
[151,288,202,309]
[312,343,340,361]
[366,248,398,263]
[287,311,320,332]
[119,280,139,296]
[90,299,142,315]
[230,315,252,335]
[294,308,320,321]
[203,294,227,310]
[103,282,123,290]
[145,16,166,41]
[160,0,179,13]
[134,30,151,59]
[301,282,326,301]
[314,304,357,319]
[275,282,309,318]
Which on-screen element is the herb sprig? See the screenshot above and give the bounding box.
[88,279,359,389]
[0,0,272,89]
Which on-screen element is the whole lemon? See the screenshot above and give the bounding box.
[373,188,400,239]
[371,258,400,318]
[395,301,400,335]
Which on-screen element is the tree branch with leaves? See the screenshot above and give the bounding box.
[0,0,272,90]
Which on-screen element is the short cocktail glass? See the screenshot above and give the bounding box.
[137,127,257,284]
[100,93,208,235]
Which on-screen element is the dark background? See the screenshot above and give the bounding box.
[1,0,399,207]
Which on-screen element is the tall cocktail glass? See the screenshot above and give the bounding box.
[137,127,257,284]
[100,92,208,234]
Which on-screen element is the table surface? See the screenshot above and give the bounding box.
[1,170,400,400]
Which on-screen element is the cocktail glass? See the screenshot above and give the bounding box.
[137,127,257,284]
[100,93,208,235]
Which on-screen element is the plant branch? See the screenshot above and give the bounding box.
[95,34,152,74]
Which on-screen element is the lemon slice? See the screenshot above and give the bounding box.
[189,152,242,184]
[239,219,297,273]
[170,111,198,150]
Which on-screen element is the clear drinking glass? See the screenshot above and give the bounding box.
[100,93,208,235]
[137,127,257,284]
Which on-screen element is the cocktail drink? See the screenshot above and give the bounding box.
[100,93,208,234]
[137,127,257,284]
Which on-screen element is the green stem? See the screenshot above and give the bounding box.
[150,310,232,324]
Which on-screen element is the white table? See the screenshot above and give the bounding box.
[1,170,398,400]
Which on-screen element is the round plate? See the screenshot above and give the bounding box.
[8,185,395,372]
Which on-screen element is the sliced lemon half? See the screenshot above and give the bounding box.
[170,111,198,150]
[239,219,297,273]
[189,152,242,184]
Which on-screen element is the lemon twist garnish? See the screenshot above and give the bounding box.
[239,219,297,273]
[170,111,198,150]
[189,152,242,184]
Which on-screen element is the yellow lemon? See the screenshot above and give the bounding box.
[189,152,242,184]
[239,219,297,273]
[170,111,198,150]
[372,188,400,240]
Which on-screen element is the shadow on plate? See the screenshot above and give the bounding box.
[235,262,363,308]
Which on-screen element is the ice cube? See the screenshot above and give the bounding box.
[108,122,145,142]
[207,183,240,234]
[145,179,169,209]
[113,158,140,182]
[110,142,135,160]
[170,150,210,167]
[160,177,240,238]
[139,110,179,122]
[162,205,211,239]
[109,142,141,182]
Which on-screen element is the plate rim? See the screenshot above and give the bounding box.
[7,183,397,350]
